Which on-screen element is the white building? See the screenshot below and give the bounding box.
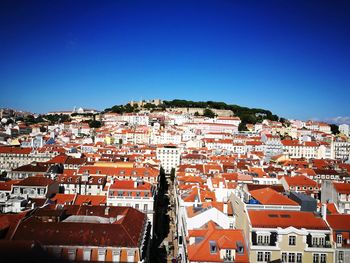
[107,180,156,227]
[339,124,350,137]
[156,145,181,174]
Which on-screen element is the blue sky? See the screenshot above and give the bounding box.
[0,0,349,121]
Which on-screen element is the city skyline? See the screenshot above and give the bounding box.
[1,0,350,122]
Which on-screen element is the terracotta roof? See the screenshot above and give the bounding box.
[327,203,339,215]
[296,168,317,176]
[0,180,20,191]
[78,166,159,177]
[333,183,350,194]
[12,163,51,173]
[14,176,56,187]
[12,207,146,248]
[46,154,68,164]
[249,187,298,206]
[281,140,300,147]
[0,147,32,155]
[188,221,249,262]
[74,195,106,206]
[50,194,76,205]
[246,184,285,193]
[109,180,153,191]
[248,210,329,230]
[283,175,318,187]
[327,214,350,230]
[313,169,339,176]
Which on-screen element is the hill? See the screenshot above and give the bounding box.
[104,99,284,129]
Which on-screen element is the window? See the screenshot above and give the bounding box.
[264,235,270,244]
[225,249,232,259]
[264,252,271,262]
[320,254,326,263]
[337,234,342,246]
[257,252,264,262]
[257,234,269,245]
[296,253,302,263]
[289,235,296,246]
[289,253,295,263]
[83,249,91,261]
[143,204,148,211]
[338,251,344,263]
[135,203,139,209]
[313,254,319,263]
[319,238,325,246]
[98,249,106,261]
[209,241,217,254]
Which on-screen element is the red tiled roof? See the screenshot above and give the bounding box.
[281,140,300,147]
[333,183,350,194]
[109,180,152,191]
[0,147,32,155]
[327,203,339,215]
[78,166,159,177]
[249,210,329,230]
[74,195,106,206]
[46,154,68,164]
[327,214,350,230]
[249,187,298,206]
[50,194,76,205]
[12,207,146,247]
[0,180,20,191]
[188,221,249,262]
[283,175,318,187]
[15,176,56,187]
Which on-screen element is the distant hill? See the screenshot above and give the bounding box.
[104,99,284,129]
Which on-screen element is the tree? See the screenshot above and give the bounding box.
[238,122,247,131]
[144,103,156,110]
[194,111,200,117]
[89,120,102,128]
[203,108,215,118]
[330,124,339,135]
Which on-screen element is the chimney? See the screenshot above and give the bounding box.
[134,180,138,188]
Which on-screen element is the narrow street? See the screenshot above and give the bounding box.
[164,177,178,262]
[149,172,178,263]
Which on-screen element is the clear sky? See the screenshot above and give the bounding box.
[0,0,349,122]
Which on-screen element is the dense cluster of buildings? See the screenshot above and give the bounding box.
[0,105,350,262]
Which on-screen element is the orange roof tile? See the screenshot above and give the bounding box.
[333,183,350,194]
[188,221,249,262]
[74,195,106,206]
[249,210,329,230]
[249,187,298,206]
